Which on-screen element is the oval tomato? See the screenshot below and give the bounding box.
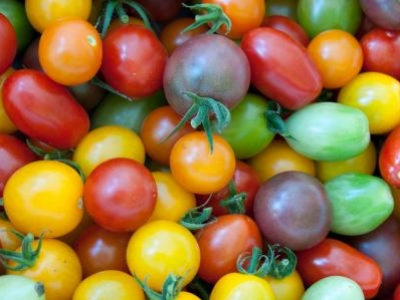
[38,18,102,86]
[83,157,157,232]
[241,27,322,110]
[0,68,18,134]
[296,238,383,299]
[0,13,17,75]
[3,160,84,238]
[101,24,168,99]
[2,69,90,149]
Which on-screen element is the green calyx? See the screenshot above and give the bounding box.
[219,181,247,214]
[134,273,185,300]
[179,204,216,231]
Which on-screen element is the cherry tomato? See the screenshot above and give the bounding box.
[0,68,17,134]
[126,220,200,292]
[2,69,90,149]
[209,272,276,300]
[140,105,195,166]
[148,171,196,222]
[307,29,363,89]
[72,270,145,300]
[135,0,182,22]
[25,0,92,32]
[72,125,145,177]
[39,18,102,86]
[380,123,400,188]
[296,238,383,299]
[7,238,82,300]
[195,214,263,284]
[0,218,22,251]
[266,269,305,300]
[0,13,17,75]
[241,27,322,110]
[83,157,157,232]
[101,24,168,99]
[170,131,236,194]
[247,138,316,183]
[3,160,84,238]
[73,224,131,278]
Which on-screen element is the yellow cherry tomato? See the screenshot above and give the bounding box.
[209,272,276,300]
[3,160,84,238]
[337,71,400,134]
[0,68,17,134]
[177,291,202,300]
[126,220,200,292]
[0,217,21,250]
[266,270,305,300]
[25,0,92,33]
[247,138,316,182]
[316,141,377,183]
[72,270,145,300]
[7,238,82,300]
[148,171,196,222]
[72,125,145,177]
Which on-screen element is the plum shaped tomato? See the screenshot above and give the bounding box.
[0,13,17,75]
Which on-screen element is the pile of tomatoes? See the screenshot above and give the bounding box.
[2,0,400,299]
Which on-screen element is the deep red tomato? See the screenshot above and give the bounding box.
[0,134,36,197]
[394,281,400,300]
[73,223,131,278]
[241,27,322,110]
[262,15,309,47]
[2,69,90,149]
[379,124,400,188]
[360,28,400,81]
[100,24,168,99]
[195,214,263,284]
[0,13,17,75]
[83,157,157,232]
[134,0,182,22]
[195,160,261,217]
[296,238,383,299]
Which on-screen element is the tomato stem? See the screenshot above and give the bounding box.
[90,77,133,101]
[179,206,216,231]
[265,101,294,139]
[266,244,297,279]
[237,246,272,277]
[182,3,232,34]
[219,181,247,214]
[134,273,185,300]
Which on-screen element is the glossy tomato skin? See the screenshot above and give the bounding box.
[2,69,90,149]
[359,0,400,30]
[195,214,263,284]
[241,27,322,110]
[83,157,157,232]
[0,13,16,75]
[379,124,400,188]
[101,24,168,99]
[196,160,261,217]
[0,134,36,196]
[296,238,383,299]
[253,171,331,251]
[360,28,400,80]
[163,33,250,116]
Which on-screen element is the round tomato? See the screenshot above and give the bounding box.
[7,238,82,300]
[126,220,200,292]
[195,214,263,284]
[25,0,92,33]
[307,29,363,89]
[338,71,400,134]
[72,270,145,300]
[266,269,305,300]
[148,171,196,222]
[73,224,131,278]
[3,160,84,238]
[247,138,316,183]
[209,272,275,300]
[2,69,90,149]
[0,218,21,251]
[72,125,145,177]
[101,24,168,99]
[0,68,17,134]
[0,13,16,75]
[169,131,236,194]
[83,157,157,232]
[39,18,102,86]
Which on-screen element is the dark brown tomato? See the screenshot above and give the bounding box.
[195,214,263,284]
[163,33,251,116]
[253,171,331,251]
[359,0,400,30]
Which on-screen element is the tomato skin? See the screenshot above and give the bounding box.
[0,13,17,75]
[101,24,168,99]
[83,157,157,232]
[379,124,400,188]
[265,270,305,300]
[2,69,90,149]
[296,238,383,299]
[359,0,400,30]
[0,134,36,197]
[195,214,263,284]
[38,18,102,86]
[241,27,322,110]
